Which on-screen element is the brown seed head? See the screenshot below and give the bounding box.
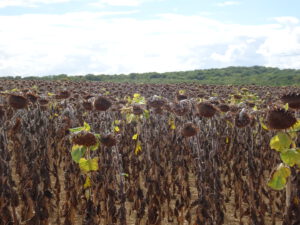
[8,94,28,109]
[218,104,230,112]
[147,96,166,108]
[56,90,70,99]
[26,93,38,103]
[281,93,300,109]
[197,102,216,118]
[235,110,251,128]
[72,131,97,147]
[176,94,188,101]
[132,104,144,115]
[0,105,5,119]
[181,123,198,137]
[82,101,93,111]
[94,96,112,111]
[267,108,297,130]
[38,98,49,106]
[100,134,116,147]
[172,100,190,116]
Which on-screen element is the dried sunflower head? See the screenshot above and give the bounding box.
[8,94,28,109]
[82,101,93,111]
[147,96,166,108]
[26,93,38,103]
[0,105,5,119]
[281,93,300,109]
[100,134,116,147]
[267,108,297,130]
[197,102,217,118]
[235,109,251,128]
[172,100,190,116]
[94,96,112,111]
[181,123,198,137]
[132,104,144,115]
[72,131,97,147]
[56,90,70,99]
[218,104,230,113]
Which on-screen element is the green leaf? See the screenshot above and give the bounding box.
[114,120,121,125]
[280,149,300,167]
[69,126,85,133]
[143,110,150,120]
[71,145,87,163]
[84,176,91,189]
[121,173,129,177]
[79,157,99,173]
[132,93,145,104]
[268,164,291,190]
[90,141,99,151]
[270,132,292,152]
[83,122,91,131]
[126,113,135,124]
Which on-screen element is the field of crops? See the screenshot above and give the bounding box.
[1,80,300,225]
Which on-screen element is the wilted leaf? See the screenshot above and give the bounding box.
[133,93,140,98]
[84,176,91,189]
[179,89,186,95]
[226,137,229,144]
[284,103,289,111]
[135,141,142,155]
[270,132,292,152]
[79,157,99,173]
[260,121,269,131]
[132,134,138,140]
[168,118,176,130]
[114,126,120,132]
[289,120,300,132]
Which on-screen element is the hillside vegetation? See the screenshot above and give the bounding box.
[1,66,300,86]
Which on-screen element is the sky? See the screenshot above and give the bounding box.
[0,0,300,76]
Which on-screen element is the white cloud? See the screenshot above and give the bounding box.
[89,0,160,7]
[93,0,142,6]
[216,1,240,7]
[0,12,299,76]
[0,0,70,8]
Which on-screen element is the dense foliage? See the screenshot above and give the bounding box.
[1,66,300,86]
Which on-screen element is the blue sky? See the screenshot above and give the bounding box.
[0,0,299,76]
